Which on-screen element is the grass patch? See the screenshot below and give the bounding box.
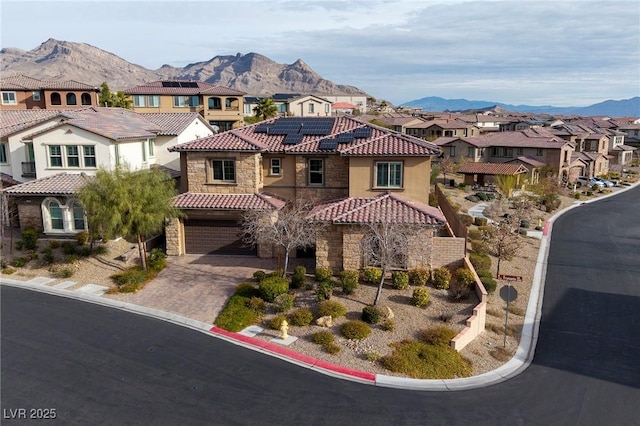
[381,339,472,379]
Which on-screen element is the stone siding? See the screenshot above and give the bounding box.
[294,155,349,203]
[184,151,262,194]
[315,225,343,270]
[16,201,43,232]
[431,236,466,269]
[165,217,183,256]
[406,229,436,269]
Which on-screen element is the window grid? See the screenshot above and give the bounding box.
[83,146,96,167]
[49,146,63,167]
[0,143,7,163]
[211,159,235,182]
[376,162,403,188]
[66,146,80,167]
[2,92,17,105]
[33,91,41,101]
[270,158,281,175]
[308,159,324,185]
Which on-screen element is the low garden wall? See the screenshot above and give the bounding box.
[450,256,488,351]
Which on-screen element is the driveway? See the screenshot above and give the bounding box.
[113,255,278,324]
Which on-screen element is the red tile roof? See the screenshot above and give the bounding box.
[172,192,287,210]
[3,173,92,195]
[169,116,441,157]
[332,102,357,109]
[435,128,573,149]
[307,192,445,225]
[124,80,245,96]
[0,110,69,138]
[457,162,529,175]
[507,156,546,167]
[0,74,98,91]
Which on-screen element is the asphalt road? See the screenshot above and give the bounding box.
[2,186,640,426]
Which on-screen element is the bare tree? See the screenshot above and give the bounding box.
[439,156,458,186]
[481,212,525,278]
[241,200,322,277]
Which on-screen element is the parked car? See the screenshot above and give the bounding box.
[593,177,615,187]
[576,176,605,188]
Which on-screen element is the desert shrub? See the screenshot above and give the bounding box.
[214,290,263,332]
[314,267,333,281]
[312,330,334,345]
[431,267,452,289]
[439,312,453,323]
[411,287,431,307]
[290,265,306,289]
[247,296,266,314]
[62,242,77,255]
[51,266,74,279]
[428,192,438,207]
[273,293,295,313]
[467,228,482,240]
[365,351,381,362]
[520,219,530,228]
[20,229,39,251]
[479,273,497,293]
[15,241,23,250]
[259,275,289,302]
[75,231,90,246]
[111,267,149,288]
[465,195,480,203]
[76,246,92,257]
[470,239,489,254]
[476,192,488,201]
[518,229,528,236]
[324,343,341,354]
[12,257,27,267]
[338,270,359,295]
[391,271,409,290]
[269,315,288,330]
[381,319,395,331]
[361,266,382,284]
[315,279,335,301]
[288,308,314,326]
[0,259,6,269]
[381,340,472,379]
[469,252,492,271]
[92,245,107,255]
[43,248,55,265]
[361,305,383,324]
[147,248,167,272]
[474,217,488,226]
[455,268,476,286]
[253,270,267,282]
[2,266,16,275]
[64,254,80,264]
[340,320,371,340]
[419,326,458,346]
[408,268,430,286]
[449,280,473,301]
[48,240,61,249]
[235,282,260,298]
[458,213,473,226]
[317,300,347,318]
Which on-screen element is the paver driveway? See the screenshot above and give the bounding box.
[112,255,278,323]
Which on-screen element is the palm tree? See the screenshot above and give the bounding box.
[253,98,278,121]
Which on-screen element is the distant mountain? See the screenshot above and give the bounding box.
[0,38,366,96]
[401,96,640,117]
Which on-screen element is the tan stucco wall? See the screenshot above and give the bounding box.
[348,156,431,203]
[262,155,296,200]
[183,151,262,194]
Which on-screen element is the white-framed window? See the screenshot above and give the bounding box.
[308,158,324,185]
[375,161,403,188]
[173,96,187,107]
[83,146,96,167]
[114,144,120,166]
[0,143,7,163]
[270,158,281,175]
[148,95,160,107]
[1,91,17,105]
[49,145,63,167]
[32,91,41,101]
[42,198,87,234]
[211,159,235,182]
[133,95,146,107]
[148,139,155,157]
[71,201,85,231]
[49,200,64,230]
[244,104,252,114]
[66,145,80,167]
[308,103,315,113]
[324,104,330,113]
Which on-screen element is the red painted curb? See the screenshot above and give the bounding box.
[210,326,376,382]
[542,221,551,236]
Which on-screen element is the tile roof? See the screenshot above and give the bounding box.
[0,74,98,91]
[0,110,69,138]
[140,112,214,136]
[332,102,357,109]
[3,173,92,195]
[611,144,637,151]
[124,80,245,96]
[507,156,546,167]
[169,116,441,157]
[457,162,529,175]
[307,192,446,225]
[172,192,287,210]
[151,164,182,179]
[1,172,20,189]
[435,128,573,149]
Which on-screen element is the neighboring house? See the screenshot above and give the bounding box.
[405,119,480,140]
[0,74,100,110]
[244,94,332,118]
[551,124,611,177]
[331,102,358,115]
[456,162,529,189]
[457,113,504,133]
[124,80,246,132]
[505,156,546,185]
[358,115,425,133]
[164,116,463,272]
[319,94,368,114]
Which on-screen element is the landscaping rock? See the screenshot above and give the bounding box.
[381,306,394,319]
[316,315,333,327]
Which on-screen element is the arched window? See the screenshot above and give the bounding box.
[51,92,62,105]
[81,92,92,105]
[49,201,64,230]
[208,97,222,110]
[225,97,238,110]
[66,93,77,105]
[71,202,85,231]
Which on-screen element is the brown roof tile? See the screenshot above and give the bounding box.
[3,173,92,195]
[457,162,529,175]
[172,192,286,210]
[140,112,214,136]
[0,74,97,91]
[124,80,245,96]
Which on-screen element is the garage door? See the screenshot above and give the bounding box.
[184,220,257,255]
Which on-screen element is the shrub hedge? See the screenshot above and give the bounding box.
[317,300,347,319]
[381,340,472,379]
[411,287,431,307]
[391,271,409,290]
[259,275,289,302]
[338,270,359,295]
[432,267,452,289]
[361,305,383,324]
[288,308,314,326]
[314,267,333,281]
[340,320,371,340]
[469,252,492,271]
[361,267,382,284]
[408,268,430,286]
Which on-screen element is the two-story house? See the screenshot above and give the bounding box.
[0,74,100,110]
[165,116,463,272]
[405,119,480,140]
[244,94,333,118]
[125,80,246,132]
[550,124,610,177]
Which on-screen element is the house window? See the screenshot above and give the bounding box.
[211,159,235,182]
[133,95,146,107]
[148,139,155,157]
[376,161,403,188]
[83,146,96,167]
[325,104,330,114]
[66,146,80,167]
[244,104,252,115]
[66,93,77,105]
[71,202,85,230]
[270,158,281,175]
[49,145,63,167]
[225,98,238,110]
[1,91,17,105]
[51,92,62,105]
[536,148,543,156]
[467,147,475,158]
[32,91,41,101]
[449,146,456,157]
[49,201,64,230]
[0,143,7,163]
[81,93,92,105]
[173,96,187,107]
[148,96,160,107]
[278,104,287,113]
[189,96,200,107]
[517,148,523,155]
[208,97,222,110]
[308,158,324,185]
[308,103,315,114]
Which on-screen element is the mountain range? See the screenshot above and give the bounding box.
[401,96,640,118]
[0,38,365,96]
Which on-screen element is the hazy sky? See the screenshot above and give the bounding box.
[1,0,638,106]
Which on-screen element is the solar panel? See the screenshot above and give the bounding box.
[336,133,355,144]
[318,139,338,150]
[179,82,199,88]
[283,133,303,144]
[353,127,372,138]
